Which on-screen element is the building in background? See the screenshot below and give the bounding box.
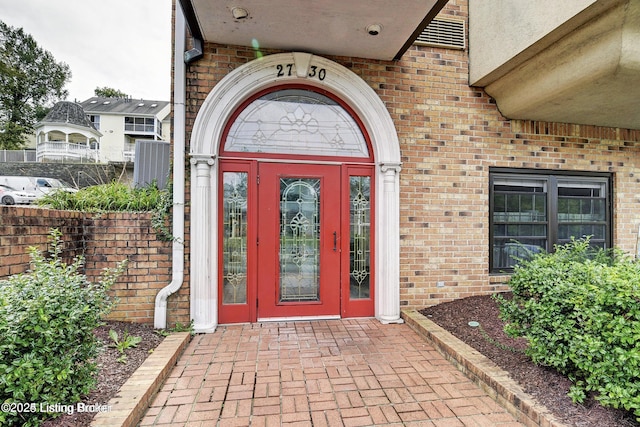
[32,97,171,164]
[79,97,170,163]
[34,101,102,163]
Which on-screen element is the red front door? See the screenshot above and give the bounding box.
[218,161,375,323]
[257,163,341,319]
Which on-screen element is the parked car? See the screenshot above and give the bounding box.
[0,176,77,198]
[0,184,38,205]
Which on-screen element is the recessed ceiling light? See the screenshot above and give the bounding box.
[232,7,248,20]
[367,24,382,36]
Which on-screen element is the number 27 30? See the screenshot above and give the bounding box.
[276,64,326,81]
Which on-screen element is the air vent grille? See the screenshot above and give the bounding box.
[415,19,465,50]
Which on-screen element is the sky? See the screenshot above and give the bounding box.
[0,0,173,103]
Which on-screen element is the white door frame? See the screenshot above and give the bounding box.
[188,52,402,332]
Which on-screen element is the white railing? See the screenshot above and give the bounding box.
[0,150,37,162]
[36,141,99,163]
[123,150,135,162]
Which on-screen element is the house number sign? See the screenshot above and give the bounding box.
[276,64,326,81]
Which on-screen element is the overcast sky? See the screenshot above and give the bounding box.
[0,0,172,103]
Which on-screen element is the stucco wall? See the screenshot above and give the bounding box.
[468,0,598,85]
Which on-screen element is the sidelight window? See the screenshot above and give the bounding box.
[222,171,249,304]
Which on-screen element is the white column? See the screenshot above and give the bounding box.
[377,163,403,324]
[190,155,218,332]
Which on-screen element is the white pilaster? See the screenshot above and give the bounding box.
[377,163,403,324]
[190,155,218,332]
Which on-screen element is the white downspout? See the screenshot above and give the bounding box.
[154,3,186,329]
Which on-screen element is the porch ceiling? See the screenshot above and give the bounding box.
[179,0,448,61]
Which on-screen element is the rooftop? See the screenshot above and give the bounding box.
[79,97,170,116]
[39,101,97,130]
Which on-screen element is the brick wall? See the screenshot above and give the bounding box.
[182,0,640,310]
[393,1,640,308]
[0,206,181,325]
[0,207,85,277]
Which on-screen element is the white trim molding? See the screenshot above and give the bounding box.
[377,163,404,324]
[189,52,402,331]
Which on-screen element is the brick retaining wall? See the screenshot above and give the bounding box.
[0,206,185,326]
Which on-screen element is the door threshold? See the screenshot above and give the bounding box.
[257,315,341,322]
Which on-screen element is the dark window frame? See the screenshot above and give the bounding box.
[489,167,613,274]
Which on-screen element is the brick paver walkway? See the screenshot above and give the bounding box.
[140,319,524,426]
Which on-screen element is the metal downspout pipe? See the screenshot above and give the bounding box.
[154,4,187,329]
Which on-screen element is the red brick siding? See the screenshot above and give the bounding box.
[0,207,179,325]
[0,206,84,277]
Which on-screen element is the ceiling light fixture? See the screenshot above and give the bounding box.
[367,24,382,36]
[232,7,249,20]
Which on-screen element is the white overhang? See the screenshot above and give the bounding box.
[470,0,640,130]
[178,0,449,61]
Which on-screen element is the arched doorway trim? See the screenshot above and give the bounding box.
[189,52,402,332]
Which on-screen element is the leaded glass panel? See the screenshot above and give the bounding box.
[222,172,248,304]
[350,176,371,299]
[279,178,321,302]
[224,89,369,157]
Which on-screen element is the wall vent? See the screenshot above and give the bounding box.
[415,18,465,50]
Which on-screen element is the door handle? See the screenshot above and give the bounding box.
[333,231,337,252]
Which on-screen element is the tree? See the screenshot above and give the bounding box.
[0,21,71,149]
[94,86,129,98]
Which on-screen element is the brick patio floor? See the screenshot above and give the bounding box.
[139,319,525,426]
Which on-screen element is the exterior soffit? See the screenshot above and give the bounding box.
[476,0,640,130]
[179,0,448,61]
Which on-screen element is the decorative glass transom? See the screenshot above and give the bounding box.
[224,89,369,157]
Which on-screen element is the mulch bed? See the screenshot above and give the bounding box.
[419,294,638,427]
[41,321,164,427]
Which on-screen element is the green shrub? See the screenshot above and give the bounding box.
[0,230,126,427]
[495,238,640,420]
[36,181,164,212]
[36,181,175,241]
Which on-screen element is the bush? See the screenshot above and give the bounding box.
[36,181,163,212]
[0,230,126,427]
[36,181,175,242]
[495,238,640,420]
